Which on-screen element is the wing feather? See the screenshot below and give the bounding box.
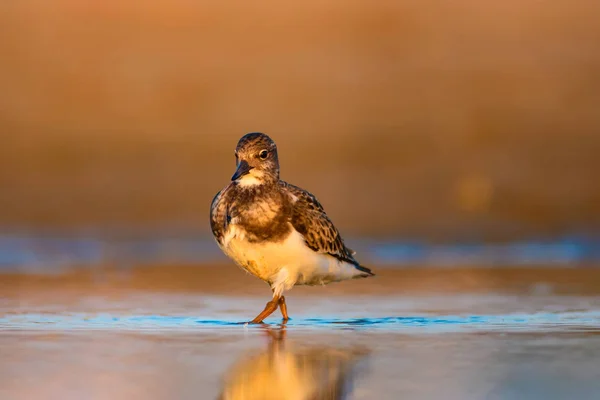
[210,185,230,246]
[281,181,372,275]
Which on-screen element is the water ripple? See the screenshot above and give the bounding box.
[1,311,599,333]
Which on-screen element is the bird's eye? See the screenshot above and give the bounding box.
[259,150,269,160]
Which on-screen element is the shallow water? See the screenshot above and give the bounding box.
[2,310,600,334]
[2,291,600,399]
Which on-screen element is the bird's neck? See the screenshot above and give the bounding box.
[235,174,279,190]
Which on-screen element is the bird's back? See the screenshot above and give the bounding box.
[279,181,373,276]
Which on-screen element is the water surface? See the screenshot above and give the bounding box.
[2,290,600,399]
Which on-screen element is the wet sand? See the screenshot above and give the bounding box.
[2,265,600,399]
[3,264,600,299]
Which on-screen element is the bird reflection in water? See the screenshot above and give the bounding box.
[219,326,369,400]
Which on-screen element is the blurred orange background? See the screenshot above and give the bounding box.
[1,1,599,240]
[2,8,600,398]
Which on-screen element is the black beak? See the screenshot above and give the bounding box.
[231,160,253,181]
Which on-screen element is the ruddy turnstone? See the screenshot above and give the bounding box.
[210,132,374,323]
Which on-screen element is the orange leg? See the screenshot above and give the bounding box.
[278,296,289,321]
[249,297,280,324]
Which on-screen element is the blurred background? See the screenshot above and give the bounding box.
[1,0,600,270]
[2,3,600,400]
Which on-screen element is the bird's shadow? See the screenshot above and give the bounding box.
[217,325,370,400]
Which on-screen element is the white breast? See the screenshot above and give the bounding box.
[221,223,364,296]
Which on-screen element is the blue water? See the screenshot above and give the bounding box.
[2,311,600,333]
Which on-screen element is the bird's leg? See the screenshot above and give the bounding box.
[249,296,280,324]
[278,296,289,322]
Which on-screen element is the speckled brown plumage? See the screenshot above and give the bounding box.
[281,181,369,272]
[211,181,293,244]
[211,178,370,273]
[209,132,374,323]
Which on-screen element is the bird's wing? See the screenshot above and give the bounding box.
[281,182,369,273]
[210,184,231,246]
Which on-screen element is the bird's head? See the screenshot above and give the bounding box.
[231,132,280,186]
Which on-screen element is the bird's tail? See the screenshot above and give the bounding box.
[353,264,375,278]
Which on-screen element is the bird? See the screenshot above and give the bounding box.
[210,132,374,323]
